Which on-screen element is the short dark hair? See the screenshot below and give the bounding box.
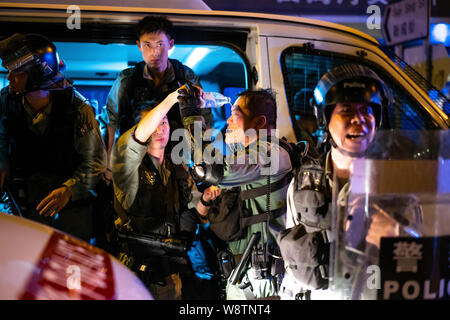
[136,15,174,40]
[237,89,277,128]
[133,101,159,124]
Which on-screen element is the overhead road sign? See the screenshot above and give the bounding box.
[382,0,430,46]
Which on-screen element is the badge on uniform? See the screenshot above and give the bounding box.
[144,170,157,185]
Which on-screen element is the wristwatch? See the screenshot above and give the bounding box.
[200,194,213,207]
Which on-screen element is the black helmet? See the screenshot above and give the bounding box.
[312,64,391,129]
[0,33,64,92]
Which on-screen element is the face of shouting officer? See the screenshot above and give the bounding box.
[137,31,174,74]
[328,102,376,156]
[331,102,397,248]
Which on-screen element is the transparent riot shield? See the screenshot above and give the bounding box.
[329,130,450,300]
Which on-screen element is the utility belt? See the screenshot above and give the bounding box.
[115,224,191,283]
[117,244,189,288]
[216,248,284,294]
[225,232,284,299]
[117,229,188,257]
[113,196,190,273]
[113,192,181,235]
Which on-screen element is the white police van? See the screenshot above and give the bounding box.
[0,0,448,143]
[0,0,449,300]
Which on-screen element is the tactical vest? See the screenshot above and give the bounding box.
[123,154,191,236]
[277,153,332,290]
[291,154,332,232]
[120,59,187,136]
[208,139,294,242]
[1,87,81,205]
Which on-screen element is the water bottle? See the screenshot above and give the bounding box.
[200,92,231,108]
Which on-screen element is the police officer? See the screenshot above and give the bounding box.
[177,86,293,299]
[0,33,106,241]
[278,63,403,300]
[111,90,221,300]
[103,15,211,184]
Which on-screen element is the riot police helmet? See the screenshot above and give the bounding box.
[312,63,391,130]
[0,33,64,92]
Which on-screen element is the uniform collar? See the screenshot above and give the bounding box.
[325,151,350,198]
[147,152,171,186]
[22,95,52,125]
[325,151,333,185]
[143,59,175,84]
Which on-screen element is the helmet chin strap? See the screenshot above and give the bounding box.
[12,86,40,98]
[329,136,367,158]
[11,78,38,97]
[10,87,27,98]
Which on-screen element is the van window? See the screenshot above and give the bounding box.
[0,42,247,133]
[280,47,440,145]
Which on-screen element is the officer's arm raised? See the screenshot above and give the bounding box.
[134,90,179,143]
[177,83,225,185]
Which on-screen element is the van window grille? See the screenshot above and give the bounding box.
[280,47,441,145]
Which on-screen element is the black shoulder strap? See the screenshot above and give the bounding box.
[240,173,292,200]
[0,90,10,136]
[128,62,147,91]
[169,58,187,84]
[49,88,77,136]
[52,87,76,111]
[0,88,13,134]
[240,207,285,228]
[173,163,189,180]
[239,137,294,200]
[0,88,9,113]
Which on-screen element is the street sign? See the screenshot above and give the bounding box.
[382,0,430,46]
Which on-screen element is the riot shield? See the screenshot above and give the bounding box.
[329,130,450,300]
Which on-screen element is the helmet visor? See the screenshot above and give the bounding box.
[0,33,36,72]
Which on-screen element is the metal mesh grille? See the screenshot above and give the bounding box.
[280,47,442,144]
[381,46,450,115]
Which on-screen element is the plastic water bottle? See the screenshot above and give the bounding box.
[200,92,231,108]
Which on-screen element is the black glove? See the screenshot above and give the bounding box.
[177,82,202,118]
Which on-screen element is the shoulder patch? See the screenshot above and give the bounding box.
[120,67,137,79]
[76,103,96,137]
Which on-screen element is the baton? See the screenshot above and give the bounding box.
[229,231,261,285]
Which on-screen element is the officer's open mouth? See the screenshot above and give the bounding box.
[346,133,366,140]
